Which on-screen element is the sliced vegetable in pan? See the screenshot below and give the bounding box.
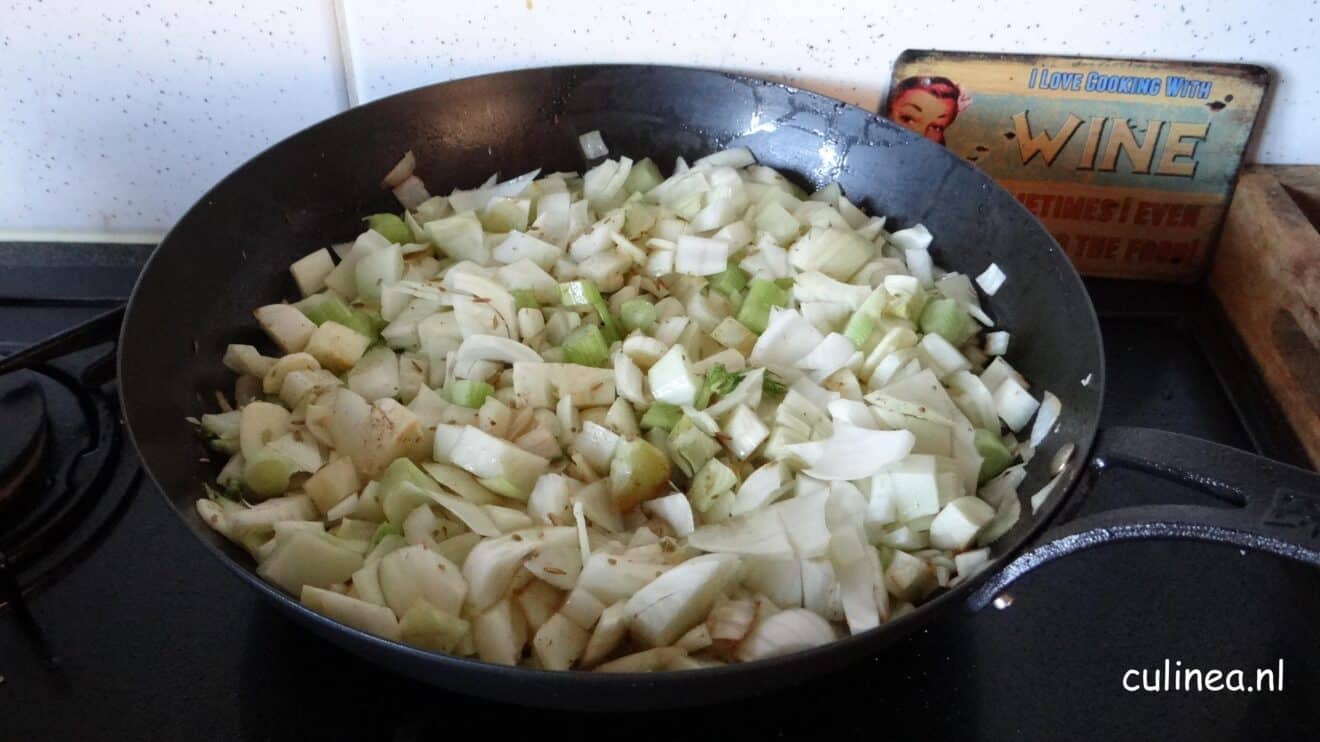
[193,136,1062,671]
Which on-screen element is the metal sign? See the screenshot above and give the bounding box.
[888,50,1268,282]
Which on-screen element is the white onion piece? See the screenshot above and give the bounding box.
[774,490,831,558]
[1030,471,1066,514]
[945,371,999,431]
[392,176,430,210]
[800,557,842,621]
[750,308,824,370]
[731,462,790,515]
[643,493,695,537]
[724,404,769,460]
[785,424,915,481]
[687,509,793,558]
[448,170,540,214]
[788,375,840,409]
[647,345,699,406]
[793,272,872,310]
[904,248,934,287]
[625,553,741,647]
[826,398,878,429]
[612,348,646,405]
[452,335,541,379]
[978,491,1022,546]
[993,377,1040,432]
[380,150,416,189]
[579,130,608,159]
[414,483,502,537]
[462,535,541,612]
[918,332,971,377]
[573,500,591,564]
[703,367,763,418]
[935,273,995,327]
[985,331,1010,356]
[888,223,933,252]
[797,333,857,381]
[1029,391,1062,447]
[978,464,1027,508]
[674,235,732,276]
[980,357,1028,396]
[693,147,756,168]
[830,527,884,633]
[976,263,1007,295]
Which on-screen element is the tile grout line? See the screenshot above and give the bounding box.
[331,0,360,108]
[0,230,166,245]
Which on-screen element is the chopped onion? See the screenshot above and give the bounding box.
[981,357,1028,396]
[625,553,740,647]
[578,130,608,159]
[380,150,416,189]
[643,493,695,537]
[797,333,858,381]
[774,489,832,558]
[452,335,541,379]
[392,176,431,210]
[688,509,793,558]
[1029,391,1062,447]
[694,147,756,168]
[199,146,1058,671]
[976,263,1007,295]
[784,424,915,481]
[736,608,836,661]
[647,345,699,407]
[904,248,934,287]
[888,223,933,252]
[674,235,732,276]
[750,308,824,370]
[830,527,884,633]
[448,170,540,214]
[731,461,791,515]
[992,377,1040,433]
[1030,471,1066,514]
[929,496,995,550]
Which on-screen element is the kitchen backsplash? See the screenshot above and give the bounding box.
[3,0,1316,240]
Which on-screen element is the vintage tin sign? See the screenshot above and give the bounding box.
[888,50,1268,282]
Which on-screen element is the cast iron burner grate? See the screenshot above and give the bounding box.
[0,307,139,659]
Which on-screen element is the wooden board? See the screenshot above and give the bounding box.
[1209,165,1320,469]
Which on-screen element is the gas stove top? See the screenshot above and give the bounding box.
[0,243,1315,740]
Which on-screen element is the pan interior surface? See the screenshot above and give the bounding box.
[119,65,1104,707]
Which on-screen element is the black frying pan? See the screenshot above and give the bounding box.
[114,66,1320,710]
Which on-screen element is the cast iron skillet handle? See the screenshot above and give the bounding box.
[0,304,125,382]
[968,426,1320,611]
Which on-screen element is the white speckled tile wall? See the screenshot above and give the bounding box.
[0,0,348,238]
[3,0,1318,238]
[343,0,1318,163]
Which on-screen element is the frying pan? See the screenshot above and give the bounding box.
[110,65,1320,710]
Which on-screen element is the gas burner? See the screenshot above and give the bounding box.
[0,372,47,504]
[0,309,139,611]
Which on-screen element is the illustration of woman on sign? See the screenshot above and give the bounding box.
[885,76,972,145]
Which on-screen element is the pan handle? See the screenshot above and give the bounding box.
[967,426,1320,611]
[0,304,125,377]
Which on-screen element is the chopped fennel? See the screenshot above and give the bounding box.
[194,138,1058,671]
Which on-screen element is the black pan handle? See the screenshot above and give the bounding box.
[0,304,125,382]
[968,427,1320,611]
